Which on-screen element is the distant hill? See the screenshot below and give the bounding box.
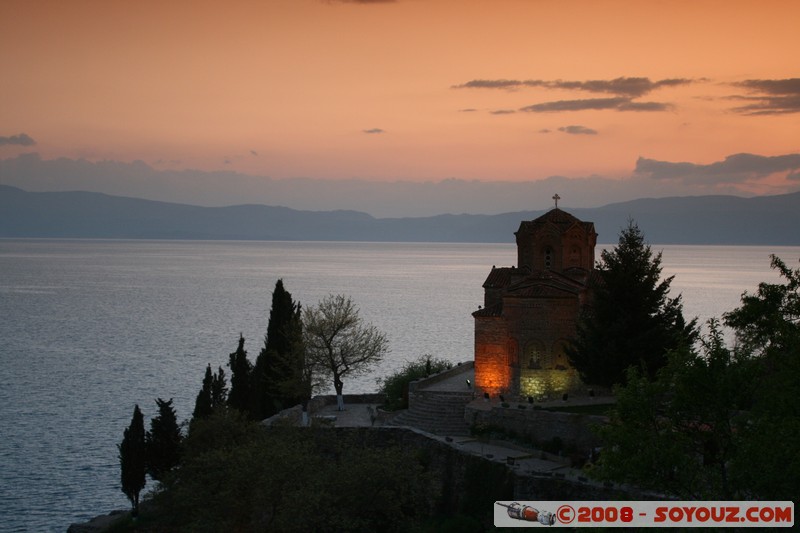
[1,184,799,244]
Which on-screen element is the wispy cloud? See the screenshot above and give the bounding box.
[363,128,385,134]
[558,125,598,135]
[520,97,668,113]
[453,77,692,97]
[0,133,36,146]
[729,78,800,115]
[454,77,684,114]
[454,79,524,90]
[521,97,626,112]
[489,109,516,115]
[635,153,800,185]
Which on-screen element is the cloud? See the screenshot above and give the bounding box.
[520,97,627,112]
[454,79,528,90]
[635,153,800,185]
[545,77,691,97]
[458,108,478,113]
[558,125,598,135]
[250,150,258,156]
[455,77,685,114]
[453,77,693,97]
[520,97,672,113]
[729,78,800,115]
[3,152,798,218]
[520,97,670,113]
[0,133,36,146]
[363,128,385,134]
[489,109,516,115]
[618,101,672,112]
[154,158,182,166]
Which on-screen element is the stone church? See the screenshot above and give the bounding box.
[473,200,597,398]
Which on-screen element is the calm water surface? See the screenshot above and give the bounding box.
[1,239,798,532]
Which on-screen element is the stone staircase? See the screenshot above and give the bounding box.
[387,391,474,436]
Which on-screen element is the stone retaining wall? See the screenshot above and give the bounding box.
[407,360,473,392]
[308,393,386,411]
[466,403,606,455]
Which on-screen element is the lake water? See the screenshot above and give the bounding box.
[1,239,799,532]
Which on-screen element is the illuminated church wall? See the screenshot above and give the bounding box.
[473,204,596,398]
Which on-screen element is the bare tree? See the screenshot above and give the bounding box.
[303,294,389,410]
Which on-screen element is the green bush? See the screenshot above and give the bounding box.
[149,412,433,532]
[378,355,452,411]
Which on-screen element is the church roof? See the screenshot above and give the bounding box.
[505,269,587,298]
[480,266,589,298]
[516,208,596,236]
[482,266,518,289]
[472,303,503,318]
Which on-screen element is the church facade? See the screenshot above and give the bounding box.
[473,205,597,398]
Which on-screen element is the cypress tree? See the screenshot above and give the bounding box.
[118,404,146,516]
[211,366,228,408]
[252,279,307,419]
[193,364,228,421]
[192,364,214,420]
[146,398,183,482]
[227,334,252,414]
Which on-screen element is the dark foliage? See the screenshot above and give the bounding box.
[252,279,308,420]
[192,364,227,421]
[724,254,800,361]
[227,335,252,413]
[724,255,800,499]
[145,398,183,482]
[378,355,452,410]
[594,322,754,498]
[567,219,697,387]
[150,413,434,532]
[118,404,146,516]
[593,256,800,499]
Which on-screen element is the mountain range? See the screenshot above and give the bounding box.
[1,184,799,245]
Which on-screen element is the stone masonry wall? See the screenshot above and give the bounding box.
[474,317,511,394]
[407,360,473,393]
[466,403,606,455]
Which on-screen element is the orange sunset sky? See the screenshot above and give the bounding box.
[1,0,799,214]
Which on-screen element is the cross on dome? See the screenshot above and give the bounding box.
[552,193,561,209]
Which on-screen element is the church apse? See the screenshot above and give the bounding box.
[473,198,596,399]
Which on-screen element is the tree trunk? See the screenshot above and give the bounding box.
[334,376,344,411]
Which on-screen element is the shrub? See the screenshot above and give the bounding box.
[377,355,452,411]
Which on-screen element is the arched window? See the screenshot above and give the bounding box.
[525,340,546,369]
